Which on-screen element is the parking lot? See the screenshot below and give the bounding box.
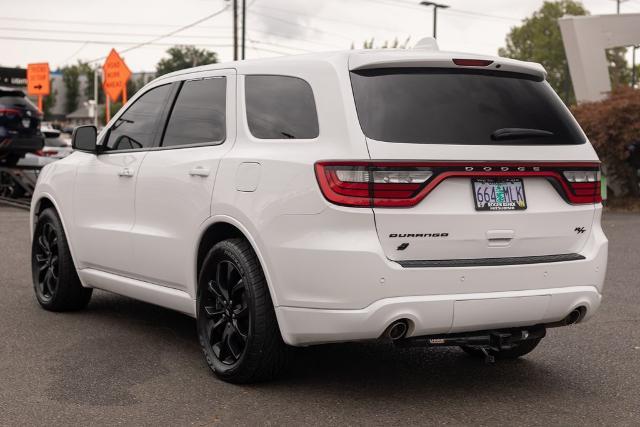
[0,204,638,426]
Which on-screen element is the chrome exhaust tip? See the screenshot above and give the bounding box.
[385,320,408,341]
[565,307,585,325]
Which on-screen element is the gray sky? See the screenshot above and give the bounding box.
[2,0,640,72]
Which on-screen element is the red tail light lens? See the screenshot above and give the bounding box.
[562,170,602,203]
[316,161,602,208]
[315,162,433,207]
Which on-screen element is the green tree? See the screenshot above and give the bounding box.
[499,0,629,105]
[61,64,81,114]
[42,79,56,119]
[156,45,218,77]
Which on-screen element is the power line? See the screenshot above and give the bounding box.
[249,10,354,41]
[0,26,234,39]
[111,4,231,59]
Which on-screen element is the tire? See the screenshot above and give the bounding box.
[0,171,25,198]
[31,208,92,311]
[460,338,542,360]
[197,238,289,383]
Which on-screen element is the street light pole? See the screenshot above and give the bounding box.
[420,1,449,39]
[241,0,246,60]
[233,0,238,60]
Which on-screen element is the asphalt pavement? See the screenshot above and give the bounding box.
[0,205,639,426]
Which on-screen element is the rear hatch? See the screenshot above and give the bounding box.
[0,88,44,152]
[343,60,600,264]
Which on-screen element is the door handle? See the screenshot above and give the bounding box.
[189,166,211,177]
[118,168,134,177]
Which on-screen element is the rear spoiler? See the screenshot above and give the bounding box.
[348,50,547,81]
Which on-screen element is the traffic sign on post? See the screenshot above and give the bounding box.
[102,49,131,123]
[102,49,131,103]
[27,63,50,112]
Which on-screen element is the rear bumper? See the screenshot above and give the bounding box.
[276,285,601,346]
[265,206,607,346]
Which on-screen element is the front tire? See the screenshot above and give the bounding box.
[197,238,289,383]
[31,208,92,311]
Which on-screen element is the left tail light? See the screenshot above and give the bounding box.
[315,162,433,207]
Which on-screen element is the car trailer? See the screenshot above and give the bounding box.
[0,157,52,210]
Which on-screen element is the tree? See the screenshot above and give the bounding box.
[61,64,81,114]
[42,79,56,120]
[572,87,640,197]
[156,45,218,77]
[499,0,629,105]
[355,37,411,49]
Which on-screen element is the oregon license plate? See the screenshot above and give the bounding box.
[472,178,527,211]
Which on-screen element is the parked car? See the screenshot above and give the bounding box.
[30,43,608,383]
[0,86,44,166]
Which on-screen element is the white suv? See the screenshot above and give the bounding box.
[30,44,608,383]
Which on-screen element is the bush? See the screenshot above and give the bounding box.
[572,87,640,197]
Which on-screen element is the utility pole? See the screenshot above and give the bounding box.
[613,0,628,14]
[419,1,449,39]
[233,0,238,60]
[241,0,246,60]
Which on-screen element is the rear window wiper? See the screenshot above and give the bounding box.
[491,128,554,141]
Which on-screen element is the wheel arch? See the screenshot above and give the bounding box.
[30,193,87,287]
[194,216,280,308]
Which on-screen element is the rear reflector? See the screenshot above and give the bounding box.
[452,58,494,67]
[316,161,602,208]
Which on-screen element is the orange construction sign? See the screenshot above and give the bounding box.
[102,49,131,103]
[27,63,50,96]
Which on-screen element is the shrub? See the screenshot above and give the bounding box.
[572,87,640,197]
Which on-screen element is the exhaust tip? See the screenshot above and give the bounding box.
[565,307,586,325]
[385,320,408,341]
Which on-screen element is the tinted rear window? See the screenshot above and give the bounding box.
[162,77,226,147]
[245,75,319,139]
[350,68,585,145]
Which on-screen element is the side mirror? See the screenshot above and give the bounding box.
[71,125,98,152]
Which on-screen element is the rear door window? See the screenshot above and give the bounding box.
[350,68,585,145]
[161,77,226,147]
[245,75,319,139]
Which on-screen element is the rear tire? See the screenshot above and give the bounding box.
[31,208,92,311]
[460,338,542,360]
[197,238,289,383]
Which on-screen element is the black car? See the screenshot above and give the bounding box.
[0,86,45,166]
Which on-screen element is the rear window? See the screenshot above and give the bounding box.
[350,68,585,145]
[245,75,319,139]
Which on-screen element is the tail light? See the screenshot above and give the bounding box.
[452,58,493,67]
[316,161,602,208]
[562,170,602,204]
[315,162,433,207]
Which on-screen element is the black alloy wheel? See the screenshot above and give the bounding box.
[31,207,92,311]
[202,260,250,365]
[197,238,289,383]
[33,221,59,302]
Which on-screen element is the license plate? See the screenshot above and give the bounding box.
[472,178,527,211]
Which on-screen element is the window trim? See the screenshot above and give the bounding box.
[157,76,227,149]
[244,74,320,141]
